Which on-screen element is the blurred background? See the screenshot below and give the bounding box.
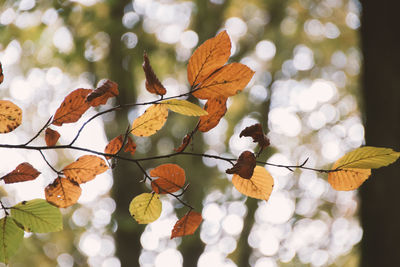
[0,0,398,266]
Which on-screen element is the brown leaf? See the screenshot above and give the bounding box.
[192,63,255,100]
[45,177,81,208]
[45,128,60,147]
[226,151,256,179]
[1,163,40,184]
[174,134,192,152]
[104,135,124,159]
[198,96,227,132]
[0,62,3,84]
[150,164,185,194]
[63,155,108,184]
[0,100,22,133]
[52,88,92,126]
[124,136,136,156]
[86,79,119,107]
[143,52,166,96]
[171,211,202,239]
[187,31,231,87]
[239,123,270,148]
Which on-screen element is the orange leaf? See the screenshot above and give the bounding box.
[63,155,108,184]
[232,166,274,200]
[240,123,270,148]
[0,100,22,133]
[174,134,191,152]
[171,211,202,239]
[198,96,227,132]
[104,135,123,159]
[150,164,185,194]
[45,128,60,147]
[52,88,92,126]
[226,151,256,179]
[0,62,3,84]
[187,31,231,87]
[86,79,119,107]
[192,63,254,100]
[1,163,40,184]
[45,177,81,208]
[328,168,371,191]
[124,136,136,156]
[143,52,166,96]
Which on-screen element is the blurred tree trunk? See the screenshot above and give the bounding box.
[360,1,400,266]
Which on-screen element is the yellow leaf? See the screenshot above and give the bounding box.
[328,167,371,191]
[0,100,22,133]
[161,99,208,116]
[129,193,162,224]
[231,166,274,200]
[333,146,400,169]
[131,104,168,137]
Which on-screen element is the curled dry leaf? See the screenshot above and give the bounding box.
[174,134,191,152]
[0,100,22,133]
[198,96,227,132]
[226,151,256,179]
[86,79,119,107]
[143,52,166,96]
[232,166,274,200]
[52,88,92,126]
[124,136,136,156]
[45,177,82,208]
[45,128,60,147]
[104,135,124,159]
[131,104,168,137]
[150,164,186,194]
[171,211,203,239]
[239,123,270,148]
[1,163,40,184]
[129,193,162,224]
[187,30,231,87]
[63,155,108,184]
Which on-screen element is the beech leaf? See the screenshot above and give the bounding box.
[63,155,108,184]
[171,211,202,239]
[174,134,191,152]
[0,100,22,133]
[161,99,208,116]
[150,164,186,194]
[0,217,24,264]
[86,79,119,107]
[45,177,82,208]
[328,167,371,191]
[104,135,124,159]
[1,162,40,184]
[197,96,227,132]
[124,136,137,156]
[129,193,162,224]
[226,151,256,179]
[143,52,167,96]
[232,166,274,200]
[45,128,60,147]
[240,123,270,148]
[131,104,168,137]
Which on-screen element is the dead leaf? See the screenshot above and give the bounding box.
[171,211,202,239]
[86,79,119,107]
[45,128,60,147]
[239,123,270,148]
[45,177,81,208]
[52,89,92,126]
[104,135,124,159]
[124,136,136,156]
[197,96,227,132]
[1,163,40,184]
[0,100,22,133]
[63,155,108,184]
[150,164,186,194]
[143,52,166,96]
[174,134,192,152]
[226,151,256,179]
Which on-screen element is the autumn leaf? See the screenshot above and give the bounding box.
[104,135,124,159]
[174,134,191,152]
[52,88,92,126]
[1,163,40,184]
[45,128,60,147]
[143,52,166,96]
[124,136,136,156]
[161,99,208,116]
[197,96,227,132]
[63,155,108,184]
[240,123,270,148]
[45,177,82,208]
[226,151,257,179]
[0,100,22,133]
[86,79,119,107]
[171,211,202,239]
[187,30,231,87]
[328,167,371,191]
[129,193,162,224]
[0,62,3,84]
[150,164,186,194]
[231,166,274,200]
[192,63,255,100]
[131,104,168,137]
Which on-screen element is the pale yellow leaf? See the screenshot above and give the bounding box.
[131,104,168,137]
[129,193,162,224]
[231,166,274,200]
[161,99,208,116]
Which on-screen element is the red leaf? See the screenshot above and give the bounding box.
[52,88,92,126]
[150,164,185,194]
[171,211,202,239]
[240,123,270,148]
[45,128,60,147]
[1,163,41,184]
[86,79,119,107]
[143,52,167,96]
[226,151,257,179]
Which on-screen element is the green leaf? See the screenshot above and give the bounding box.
[334,146,400,169]
[161,99,208,116]
[129,193,162,224]
[10,199,63,233]
[0,217,24,264]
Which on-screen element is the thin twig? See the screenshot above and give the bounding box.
[24,116,53,146]
[38,150,61,175]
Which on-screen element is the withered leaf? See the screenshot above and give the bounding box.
[52,88,92,126]
[143,52,166,96]
[150,164,186,194]
[104,135,124,160]
[174,134,192,152]
[45,128,60,147]
[86,79,119,107]
[45,177,81,208]
[1,163,40,184]
[63,155,108,184]
[226,151,257,179]
[171,211,202,239]
[197,96,227,132]
[124,136,136,156]
[239,123,270,148]
[0,100,22,133]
